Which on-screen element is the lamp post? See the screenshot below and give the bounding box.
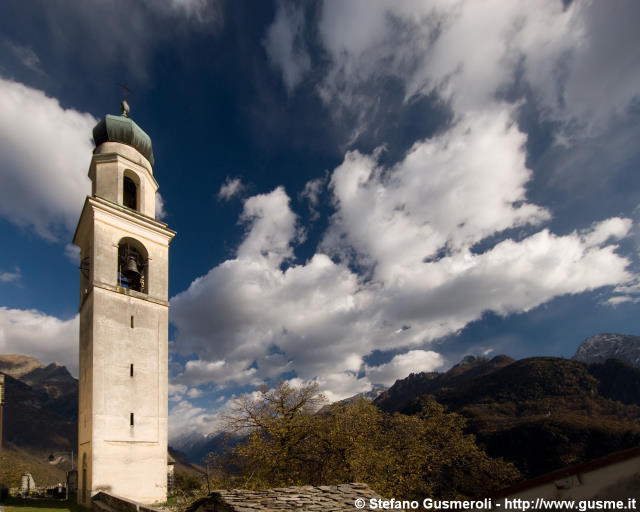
[0,375,4,499]
[47,450,74,500]
[0,374,4,462]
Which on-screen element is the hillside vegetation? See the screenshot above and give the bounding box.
[376,355,640,477]
[207,382,519,499]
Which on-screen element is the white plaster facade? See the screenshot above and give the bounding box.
[73,134,175,506]
[491,447,640,506]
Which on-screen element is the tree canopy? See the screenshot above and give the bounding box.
[208,382,519,499]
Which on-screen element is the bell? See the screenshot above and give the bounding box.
[125,255,140,277]
[124,256,142,290]
[119,246,144,291]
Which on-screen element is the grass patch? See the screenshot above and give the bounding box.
[0,497,85,512]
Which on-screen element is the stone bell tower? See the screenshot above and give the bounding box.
[73,101,176,506]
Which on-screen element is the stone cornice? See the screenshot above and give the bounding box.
[78,282,170,311]
[73,195,176,246]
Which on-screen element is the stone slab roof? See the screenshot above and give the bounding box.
[186,483,381,512]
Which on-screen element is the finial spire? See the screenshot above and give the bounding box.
[121,100,130,117]
[118,81,133,117]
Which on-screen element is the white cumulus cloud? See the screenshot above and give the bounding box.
[299,173,328,220]
[217,177,246,201]
[263,1,310,92]
[168,383,188,402]
[0,268,22,284]
[166,0,223,23]
[322,106,550,283]
[366,350,444,387]
[0,78,95,240]
[6,41,46,75]
[172,137,633,400]
[155,192,167,220]
[263,0,639,137]
[0,307,78,376]
[168,399,222,440]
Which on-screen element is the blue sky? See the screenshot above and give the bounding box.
[0,0,639,440]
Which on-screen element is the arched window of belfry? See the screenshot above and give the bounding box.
[117,237,148,293]
[123,176,137,210]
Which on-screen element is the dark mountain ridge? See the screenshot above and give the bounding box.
[0,354,78,465]
[0,370,77,452]
[375,354,515,413]
[21,362,78,401]
[375,354,640,479]
[171,431,243,465]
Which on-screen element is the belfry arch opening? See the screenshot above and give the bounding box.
[123,171,140,211]
[117,237,148,293]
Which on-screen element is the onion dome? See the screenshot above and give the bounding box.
[92,101,154,166]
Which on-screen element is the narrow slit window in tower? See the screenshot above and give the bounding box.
[130,412,134,426]
[131,315,134,328]
[82,453,87,504]
[123,176,137,210]
[130,364,134,377]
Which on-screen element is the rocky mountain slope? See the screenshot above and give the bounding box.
[375,354,640,479]
[375,354,514,413]
[0,354,44,379]
[0,355,79,487]
[572,333,640,366]
[0,355,78,451]
[168,447,206,477]
[21,362,78,400]
[170,431,242,465]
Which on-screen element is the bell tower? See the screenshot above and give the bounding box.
[73,102,176,506]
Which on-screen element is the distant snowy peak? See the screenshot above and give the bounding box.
[452,355,489,368]
[572,333,640,367]
[354,384,388,401]
[326,384,388,409]
[171,430,208,451]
